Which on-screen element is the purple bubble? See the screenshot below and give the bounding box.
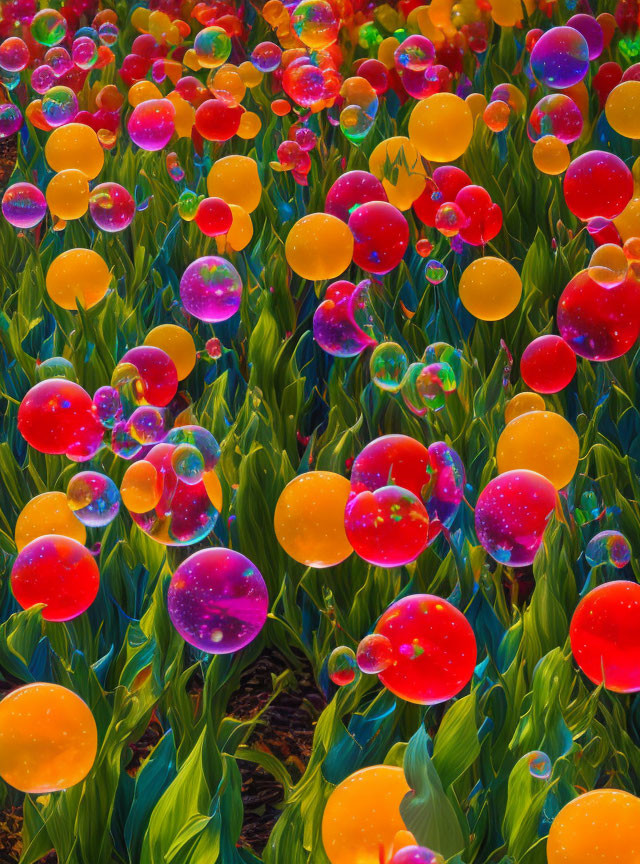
[180,256,243,323]
[530,26,589,90]
[2,182,47,229]
[568,14,603,61]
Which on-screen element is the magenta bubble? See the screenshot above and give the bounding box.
[2,182,47,228]
[530,26,589,90]
[313,279,376,357]
[567,14,603,60]
[325,170,388,222]
[180,256,243,323]
[563,150,632,221]
[527,93,583,143]
[127,98,175,150]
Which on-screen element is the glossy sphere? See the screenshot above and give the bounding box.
[425,260,447,284]
[18,379,102,458]
[557,269,640,361]
[292,0,339,50]
[475,469,557,565]
[563,151,633,221]
[0,38,30,73]
[128,99,175,151]
[14,491,86,552]
[369,137,426,211]
[605,80,640,139]
[46,248,111,311]
[120,346,178,407]
[89,183,135,232]
[194,97,243,142]
[313,279,376,357]
[548,789,640,864]
[588,243,628,287]
[251,42,282,73]
[356,633,393,674]
[41,86,78,127]
[349,201,408,274]
[328,646,358,685]
[45,124,104,179]
[31,9,67,46]
[0,103,22,138]
[67,472,120,528]
[520,335,576,393]
[11,535,99,622]
[497,411,579,489]
[207,156,262,213]
[530,26,589,89]
[408,93,473,162]
[459,257,522,321]
[533,136,570,176]
[571,581,640,692]
[527,750,552,780]
[2,182,47,229]
[505,392,546,424]
[375,594,476,703]
[193,26,231,69]
[528,94,583,143]
[286,214,354,281]
[425,441,465,528]
[567,14,604,59]
[195,197,232,236]
[321,766,409,864]
[180,256,243,322]
[120,460,162,513]
[324,170,388,223]
[274,471,353,567]
[344,486,429,568]
[585,530,631,568]
[93,386,121,429]
[167,548,268,653]
[144,325,196,380]
[351,435,430,501]
[370,342,409,392]
[46,169,89,220]
[0,684,97,793]
[394,35,435,72]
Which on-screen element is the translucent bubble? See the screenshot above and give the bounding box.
[31,9,68,47]
[67,471,121,527]
[390,847,441,864]
[89,183,135,232]
[71,36,98,70]
[164,426,221,470]
[171,443,205,485]
[30,65,56,94]
[251,41,282,73]
[98,22,119,46]
[370,342,408,392]
[36,357,77,382]
[530,26,589,89]
[414,362,457,412]
[292,0,339,50]
[394,35,435,72]
[44,47,72,78]
[527,750,552,780]
[2,182,47,229]
[0,102,22,138]
[41,86,78,128]
[425,260,447,284]
[193,26,232,69]
[0,37,30,73]
[356,633,394,674]
[424,441,465,529]
[128,99,175,151]
[180,256,243,323]
[585,530,631,568]
[128,405,166,445]
[313,279,376,357]
[528,94,583,144]
[328,646,358,685]
[178,189,201,221]
[111,420,143,460]
[93,386,121,429]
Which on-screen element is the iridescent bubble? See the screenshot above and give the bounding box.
[67,471,120,528]
[171,443,205,485]
[370,342,409,392]
[30,65,56,94]
[528,94,583,143]
[128,405,166,445]
[93,386,121,429]
[111,420,142,460]
[394,35,435,72]
[414,362,457,411]
[425,259,447,284]
[0,37,30,73]
[250,41,282,73]
[180,256,243,323]
[356,633,393,674]
[177,189,201,221]
[164,426,221,470]
[530,26,589,89]
[44,47,72,78]
[89,183,135,232]
[71,36,98,70]
[424,442,465,529]
[527,750,552,780]
[585,530,631,568]
[292,0,339,50]
[390,847,441,864]
[2,182,47,229]
[36,357,77,382]
[0,103,22,137]
[167,548,268,652]
[128,99,175,151]
[30,9,68,47]
[328,646,358,685]
[313,279,376,357]
[401,363,430,416]
[193,26,232,69]
[98,22,119,46]
[41,86,78,128]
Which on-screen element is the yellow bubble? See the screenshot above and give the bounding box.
[46,248,112,311]
[121,461,162,514]
[15,491,86,552]
[408,93,473,163]
[46,169,89,220]
[128,80,163,107]
[207,155,262,213]
[285,213,354,281]
[377,36,399,69]
[497,410,579,489]
[466,92,487,120]
[614,196,640,243]
[209,67,246,103]
[274,471,353,567]
[237,110,261,139]
[605,80,640,139]
[459,257,522,321]
[533,136,570,176]
[588,243,628,286]
[505,392,546,425]
[238,61,263,88]
[322,766,409,864]
[225,204,253,251]
[369,136,427,211]
[144,324,196,380]
[166,91,195,138]
[490,0,534,26]
[45,123,104,179]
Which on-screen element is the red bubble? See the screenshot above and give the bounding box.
[375,594,476,704]
[455,185,503,246]
[563,151,633,221]
[195,197,233,236]
[194,97,243,142]
[120,346,178,407]
[520,335,577,393]
[325,170,388,222]
[570,581,640,693]
[557,269,640,361]
[11,535,99,622]
[592,61,622,108]
[18,379,99,457]
[344,486,429,567]
[356,58,389,94]
[350,434,431,500]
[348,201,409,275]
[413,165,471,227]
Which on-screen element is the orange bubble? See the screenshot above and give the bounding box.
[466,92,487,120]
[207,155,262,213]
[144,324,196,380]
[369,136,426,211]
[46,248,112,311]
[46,169,90,220]
[0,683,97,793]
[271,98,291,116]
[497,410,579,489]
[548,789,640,864]
[238,60,263,88]
[322,766,409,864]
[237,110,261,139]
[209,67,246,103]
[285,213,354,281]
[459,257,522,321]
[484,100,510,132]
[203,470,223,511]
[121,460,162,513]
[44,123,104,179]
[504,392,546,425]
[223,204,253,252]
[128,80,163,106]
[408,93,473,163]
[166,91,195,138]
[274,471,353,567]
[15,491,86,551]
[533,136,570,176]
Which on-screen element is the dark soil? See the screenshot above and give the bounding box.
[0,806,57,864]
[227,649,326,855]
